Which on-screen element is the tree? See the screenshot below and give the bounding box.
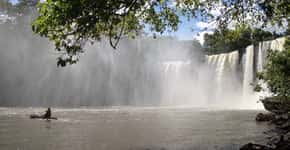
[32,0,181,66]
[31,0,290,65]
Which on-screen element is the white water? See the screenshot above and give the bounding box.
[204,37,286,109]
[257,37,285,72]
[207,51,239,93]
[256,38,286,98]
[242,45,254,99]
[158,37,285,109]
[206,51,242,107]
[0,18,286,109]
[161,60,199,105]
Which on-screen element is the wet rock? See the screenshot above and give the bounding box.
[270,114,289,126]
[256,113,275,122]
[240,143,272,150]
[261,97,290,114]
[274,136,290,150]
[240,139,290,150]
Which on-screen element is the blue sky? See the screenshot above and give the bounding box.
[167,16,200,40]
[10,0,18,4]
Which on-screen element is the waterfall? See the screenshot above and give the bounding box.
[256,37,286,98]
[163,60,191,74]
[270,37,286,52]
[161,60,194,105]
[206,51,239,74]
[242,45,254,97]
[205,37,286,108]
[257,37,285,72]
[206,51,240,106]
[0,18,286,108]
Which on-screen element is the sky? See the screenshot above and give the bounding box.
[9,0,18,4]
[156,16,206,42]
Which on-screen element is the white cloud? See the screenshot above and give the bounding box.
[251,19,288,34]
[193,31,213,45]
[195,21,217,30]
[264,23,287,33]
[210,9,221,17]
[194,20,217,45]
[195,21,209,29]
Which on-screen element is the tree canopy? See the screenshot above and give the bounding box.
[19,0,290,65]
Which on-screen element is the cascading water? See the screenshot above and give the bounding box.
[0,22,204,107]
[256,37,286,98]
[207,51,239,88]
[257,37,285,73]
[0,16,286,108]
[163,60,191,73]
[242,45,254,99]
[161,60,196,105]
[204,37,286,108]
[206,51,241,107]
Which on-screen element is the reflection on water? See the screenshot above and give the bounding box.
[0,107,270,150]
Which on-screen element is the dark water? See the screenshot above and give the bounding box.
[0,107,270,150]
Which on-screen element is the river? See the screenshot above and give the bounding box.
[0,107,270,150]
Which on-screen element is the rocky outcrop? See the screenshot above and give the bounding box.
[261,97,290,114]
[240,138,290,150]
[256,113,275,122]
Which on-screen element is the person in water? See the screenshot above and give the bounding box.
[43,107,51,119]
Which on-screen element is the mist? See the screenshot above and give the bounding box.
[0,20,208,107]
[0,13,285,109]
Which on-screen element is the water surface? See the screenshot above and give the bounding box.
[0,107,270,150]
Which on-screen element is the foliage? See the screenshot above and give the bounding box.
[203,27,279,54]
[31,0,182,66]
[256,37,290,100]
[29,0,290,66]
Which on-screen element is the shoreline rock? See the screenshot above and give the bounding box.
[241,97,290,150]
[256,113,275,122]
[240,143,272,150]
[261,97,290,114]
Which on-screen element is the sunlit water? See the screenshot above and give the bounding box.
[0,107,270,150]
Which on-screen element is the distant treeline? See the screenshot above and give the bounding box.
[202,27,288,55]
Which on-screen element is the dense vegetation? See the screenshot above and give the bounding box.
[203,27,281,55]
